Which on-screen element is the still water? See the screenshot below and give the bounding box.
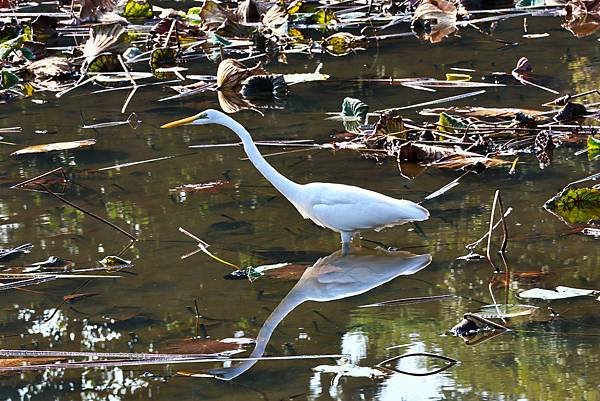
[0,14,599,401]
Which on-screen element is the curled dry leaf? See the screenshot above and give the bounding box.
[216,58,266,92]
[411,0,464,43]
[79,0,117,22]
[10,139,96,156]
[81,23,126,68]
[563,0,600,38]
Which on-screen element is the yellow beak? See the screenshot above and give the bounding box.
[161,115,198,129]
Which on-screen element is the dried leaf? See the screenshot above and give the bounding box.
[79,0,117,21]
[0,243,33,261]
[10,139,96,156]
[411,0,461,43]
[563,0,600,37]
[82,24,125,65]
[216,58,266,92]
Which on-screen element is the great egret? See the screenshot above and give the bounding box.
[161,109,429,249]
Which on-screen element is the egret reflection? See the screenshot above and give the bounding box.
[210,247,432,380]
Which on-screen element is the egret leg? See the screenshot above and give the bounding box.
[340,231,353,255]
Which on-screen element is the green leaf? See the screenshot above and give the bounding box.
[122,0,154,19]
[1,70,20,89]
[341,97,369,121]
[311,8,336,25]
[86,53,121,73]
[20,46,35,60]
[185,6,203,25]
[208,32,232,47]
[0,35,24,60]
[553,187,600,224]
[437,112,467,137]
[588,134,600,160]
[150,47,177,78]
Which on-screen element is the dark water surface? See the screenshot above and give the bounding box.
[1,14,599,401]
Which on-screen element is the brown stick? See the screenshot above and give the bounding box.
[38,183,137,241]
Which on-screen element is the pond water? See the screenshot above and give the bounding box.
[0,12,599,401]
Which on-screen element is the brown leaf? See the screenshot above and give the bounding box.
[10,139,96,156]
[411,0,464,43]
[563,0,600,37]
[217,59,266,92]
[79,0,117,21]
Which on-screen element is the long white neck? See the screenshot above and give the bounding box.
[217,115,301,200]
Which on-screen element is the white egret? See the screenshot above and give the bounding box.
[161,109,429,250]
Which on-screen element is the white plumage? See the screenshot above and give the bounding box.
[162,109,429,250]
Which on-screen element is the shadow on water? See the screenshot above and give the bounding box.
[210,247,432,380]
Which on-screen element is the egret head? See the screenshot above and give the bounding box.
[161,109,223,129]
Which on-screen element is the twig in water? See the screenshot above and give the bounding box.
[38,183,137,241]
[178,227,240,269]
[465,208,513,251]
[486,190,501,272]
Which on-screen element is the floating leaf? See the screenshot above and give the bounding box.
[563,0,600,38]
[322,32,366,56]
[553,102,588,122]
[86,53,121,74]
[445,73,471,81]
[551,187,600,224]
[150,48,177,78]
[411,0,460,43]
[122,0,153,19]
[1,69,19,89]
[186,6,203,25]
[518,286,598,300]
[0,243,33,261]
[99,255,132,267]
[587,134,600,160]
[0,35,24,60]
[341,97,369,121]
[437,112,467,135]
[374,110,405,138]
[10,139,96,156]
[311,8,337,25]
